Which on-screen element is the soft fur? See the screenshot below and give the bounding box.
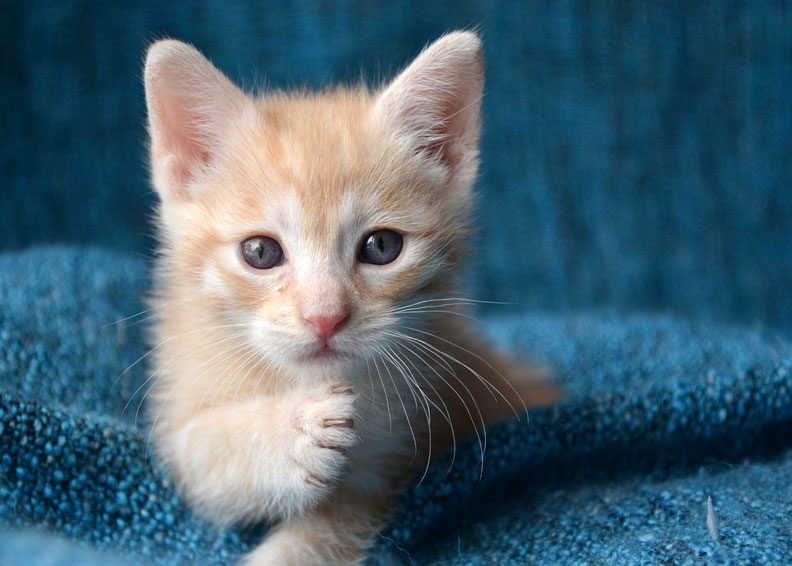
[143,31,558,565]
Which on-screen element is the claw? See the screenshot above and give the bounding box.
[305,473,327,488]
[316,441,345,453]
[322,417,354,429]
[330,384,354,396]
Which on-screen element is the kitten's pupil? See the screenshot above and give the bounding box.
[359,230,403,265]
[241,236,284,269]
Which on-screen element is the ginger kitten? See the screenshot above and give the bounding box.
[143,31,558,565]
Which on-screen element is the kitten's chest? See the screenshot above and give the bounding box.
[345,375,431,477]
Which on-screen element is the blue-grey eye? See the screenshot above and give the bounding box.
[359,230,403,265]
[241,236,284,269]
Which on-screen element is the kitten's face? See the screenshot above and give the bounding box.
[146,38,482,377]
[166,96,466,372]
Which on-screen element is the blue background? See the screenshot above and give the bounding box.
[3,1,791,329]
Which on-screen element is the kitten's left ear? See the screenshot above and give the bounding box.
[374,31,484,193]
[144,39,251,202]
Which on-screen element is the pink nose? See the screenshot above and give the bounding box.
[304,313,349,342]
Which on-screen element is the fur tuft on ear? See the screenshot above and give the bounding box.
[144,39,249,201]
[373,31,484,193]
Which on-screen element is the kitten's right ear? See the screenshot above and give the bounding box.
[144,40,249,201]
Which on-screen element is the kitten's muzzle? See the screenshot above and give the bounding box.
[304,313,350,343]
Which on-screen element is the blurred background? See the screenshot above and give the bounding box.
[2,1,791,330]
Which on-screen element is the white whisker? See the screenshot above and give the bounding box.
[370,352,393,433]
[390,341,460,477]
[385,330,486,470]
[387,337,461,473]
[374,345,417,459]
[404,326,526,419]
[394,308,482,324]
[231,348,276,402]
[214,341,262,406]
[144,338,253,458]
[113,321,250,390]
[391,296,515,314]
[382,345,435,486]
[124,329,246,420]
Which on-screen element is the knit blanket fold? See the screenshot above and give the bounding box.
[2,246,791,565]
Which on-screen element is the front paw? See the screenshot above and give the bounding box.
[288,384,358,496]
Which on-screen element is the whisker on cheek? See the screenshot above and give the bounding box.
[123,325,250,418]
[387,338,459,473]
[384,330,486,471]
[373,345,417,459]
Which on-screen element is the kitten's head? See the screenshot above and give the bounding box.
[144,32,483,377]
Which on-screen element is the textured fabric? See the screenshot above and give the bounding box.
[0,530,131,566]
[2,1,792,328]
[1,247,791,565]
[3,2,792,564]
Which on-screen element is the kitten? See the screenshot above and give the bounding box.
[143,31,559,565]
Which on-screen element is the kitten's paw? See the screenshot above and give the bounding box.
[288,383,358,493]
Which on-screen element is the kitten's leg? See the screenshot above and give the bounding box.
[243,490,391,566]
[155,383,358,525]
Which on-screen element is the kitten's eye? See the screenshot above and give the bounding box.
[359,230,403,265]
[241,236,284,269]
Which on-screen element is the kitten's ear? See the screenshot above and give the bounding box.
[144,40,249,201]
[374,31,484,192]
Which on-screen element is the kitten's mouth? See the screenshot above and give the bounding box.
[305,345,352,362]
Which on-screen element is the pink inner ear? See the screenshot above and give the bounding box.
[402,80,480,177]
[420,95,479,171]
[145,40,248,201]
[150,93,216,195]
[156,150,207,198]
[375,32,483,180]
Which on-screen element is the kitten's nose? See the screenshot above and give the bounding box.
[304,313,349,342]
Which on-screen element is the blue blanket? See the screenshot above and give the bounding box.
[2,247,790,565]
[3,2,792,564]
